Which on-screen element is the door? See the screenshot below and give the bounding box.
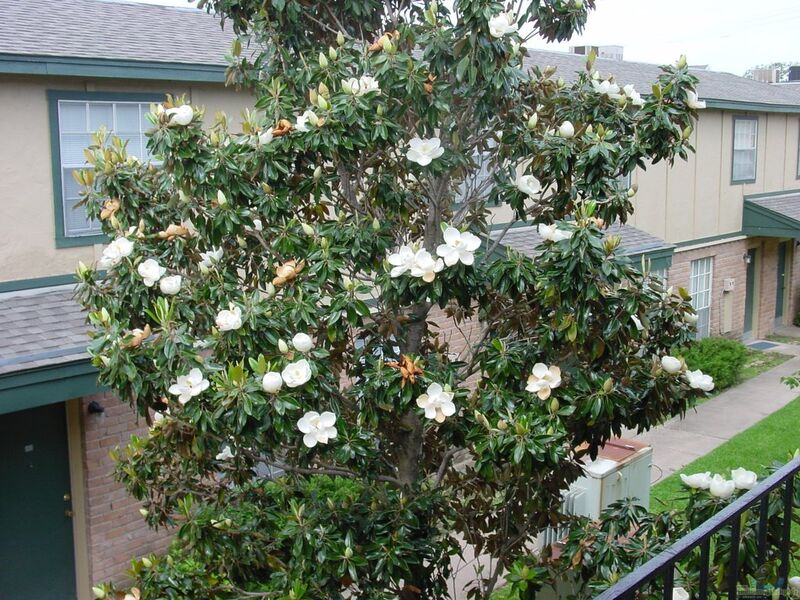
[0,403,76,599]
[744,248,757,338]
[775,241,788,324]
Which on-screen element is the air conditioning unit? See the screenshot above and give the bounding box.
[536,438,652,550]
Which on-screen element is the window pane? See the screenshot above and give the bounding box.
[59,102,86,132]
[116,103,141,132]
[62,168,100,236]
[690,257,713,339]
[88,103,113,131]
[60,133,92,166]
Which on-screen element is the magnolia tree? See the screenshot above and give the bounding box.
[76,0,713,598]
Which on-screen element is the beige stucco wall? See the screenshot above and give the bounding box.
[629,109,800,243]
[0,75,252,284]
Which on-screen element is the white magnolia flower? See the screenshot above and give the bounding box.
[680,472,712,489]
[488,12,518,38]
[410,249,444,282]
[295,110,319,132]
[342,75,381,96]
[216,445,234,461]
[159,275,181,295]
[98,237,135,269]
[416,383,456,423]
[709,474,736,499]
[731,467,758,490]
[525,363,562,400]
[672,587,690,600]
[537,223,573,243]
[199,247,224,269]
[660,355,682,374]
[388,245,417,277]
[253,218,263,232]
[151,408,170,429]
[684,312,699,325]
[257,129,273,145]
[685,369,714,392]
[292,333,315,353]
[592,79,622,100]
[558,121,575,138]
[137,258,166,287]
[168,368,210,405]
[215,306,243,332]
[406,136,445,166]
[623,84,645,106]
[516,174,541,197]
[436,227,481,267]
[297,410,337,447]
[261,371,283,394]
[686,90,706,110]
[282,359,312,388]
[788,576,800,592]
[166,104,193,126]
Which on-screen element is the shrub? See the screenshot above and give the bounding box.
[681,337,748,390]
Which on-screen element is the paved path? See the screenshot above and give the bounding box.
[634,348,800,485]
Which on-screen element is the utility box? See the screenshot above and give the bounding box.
[571,438,652,518]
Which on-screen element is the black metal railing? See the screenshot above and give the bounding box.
[595,455,800,600]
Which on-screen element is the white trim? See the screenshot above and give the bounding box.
[674,235,747,254]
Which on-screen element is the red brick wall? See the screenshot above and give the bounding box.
[667,236,796,340]
[80,393,171,586]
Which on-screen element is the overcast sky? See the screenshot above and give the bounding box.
[134,0,798,76]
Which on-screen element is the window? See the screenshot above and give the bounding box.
[690,257,713,338]
[48,91,161,246]
[732,116,758,183]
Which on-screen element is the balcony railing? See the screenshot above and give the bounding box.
[594,455,800,600]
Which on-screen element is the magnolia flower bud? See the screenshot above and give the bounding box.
[92,586,107,599]
[317,95,329,111]
[309,89,318,105]
[514,422,526,435]
[328,47,337,61]
[216,190,228,206]
[337,31,345,46]
[318,82,330,98]
[372,217,380,231]
[237,236,247,248]
[139,508,149,517]
[549,398,560,413]
[266,282,276,297]
[318,52,328,68]
[141,557,153,568]
[278,339,289,354]
[627,185,637,198]
[313,166,322,180]
[497,419,508,431]
[383,39,395,53]
[572,0,584,8]
[320,237,330,249]
[557,77,565,87]
[77,261,90,279]
[677,54,688,69]
[586,124,594,135]
[307,111,320,127]
[527,113,538,129]
[344,547,353,559]
[377,104,385,117]
[301,222,315,235]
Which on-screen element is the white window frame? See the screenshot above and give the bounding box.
[51,94,158,244]
[690,257,714,339]
[732,116,758,184]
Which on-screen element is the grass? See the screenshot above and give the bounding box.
[767,334,800,346]
[651,397,800,575]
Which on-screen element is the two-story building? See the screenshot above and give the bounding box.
[495,49,800,342]
[0,1,244,598]
[2,3,800,598]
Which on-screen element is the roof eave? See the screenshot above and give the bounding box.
[0,52,227,83]
[704,98,800,114]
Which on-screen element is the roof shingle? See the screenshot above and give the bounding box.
[0,286,89,376]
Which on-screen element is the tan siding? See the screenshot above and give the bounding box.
[0,76,252,283]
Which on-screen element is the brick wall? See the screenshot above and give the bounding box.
[668,236,796,340]
[80,393,172,586]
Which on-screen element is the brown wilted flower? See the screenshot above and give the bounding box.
[386,354,424,388]
[122,324,152,349]
[272,259,305,287]
[100,199,120,221]
[271,119,293,137]
[424,74,436,94]
[368,30,399,52]
[158,223,190,240]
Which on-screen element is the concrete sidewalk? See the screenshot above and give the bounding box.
[634,352,800,485]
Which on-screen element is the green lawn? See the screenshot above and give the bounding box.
[767,334,800,346]
[651,396,800,509]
